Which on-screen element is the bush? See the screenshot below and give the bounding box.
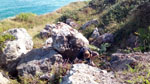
[15,13,37,22]
[57,10,78,22]
[136,27,150,52]
[88,44,100,52]
[99,43,111,54]
[0,33,15,51]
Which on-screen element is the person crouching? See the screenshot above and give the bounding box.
[75,47,99,66]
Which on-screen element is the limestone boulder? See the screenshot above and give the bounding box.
[0,72,10,84]
[91,33,114,46]
[61,64,119,84]
[17,48,63,76]
[90,28,100,41]
[66,19,78,28]
[110,52,150,71]
[44,22,89,60]
[82,19,98,30]
[0,28,33,66]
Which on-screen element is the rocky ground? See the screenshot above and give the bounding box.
[0,1,150,83]
[0,21,150,84]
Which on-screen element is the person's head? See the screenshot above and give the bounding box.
[83,50,91,59]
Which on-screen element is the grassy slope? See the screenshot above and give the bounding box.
[0,1,89,48]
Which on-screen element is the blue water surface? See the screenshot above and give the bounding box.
[0,0,80,20]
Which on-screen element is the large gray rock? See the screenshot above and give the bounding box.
[17,22,89,76]
[66,19,78,28]
[17,48,63,76]
[91,33,114,46]
[44,37,53,48]
[40,24,56,38]
[0,28,33,66]
[90,28,100,41]
[126,34,139,48]
[0,72,10,84]
[44,22,89,60]
[110,52,150,71]
[61,64,119,84]
[82,19,98,30]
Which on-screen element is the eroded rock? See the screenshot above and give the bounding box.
[90,28,100,40]
[91,33,114,46]
[82,19,98,30]
[17,22,89,76]
[0,72,10,84]
[66,18,78,28]
[44,22,89,60]
[17,48,63,76]
[126,34,139,48]
[110,52,150,71]
[0,28,33,67]
[40,24,56,38]
[61,64,119,84]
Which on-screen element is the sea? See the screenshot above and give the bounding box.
[0,0,81,20]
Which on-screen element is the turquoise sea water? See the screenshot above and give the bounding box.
[0,0,79,20]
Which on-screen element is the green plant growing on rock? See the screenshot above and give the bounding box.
[0,33,15,52]
[99,43,111,54]
[124,64,150,84]
[88,44,100,52]
[49,60,71,84]
[81,25,96,38]
[127,64,141,73]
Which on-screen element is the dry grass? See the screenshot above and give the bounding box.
[0,1,88,48]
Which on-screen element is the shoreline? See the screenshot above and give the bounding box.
[0,0,86,21]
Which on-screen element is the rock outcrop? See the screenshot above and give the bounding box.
[110,52,150,71]
[0,72,10,84]
[61,64,119,84]
[126,34,139,48]
[40,24,55,38]
[66,18,78,28]
[89,28,100,43]
[91,33,114,46]
[90,28,100,40]
[17,22,89,76]
[43,22,89,60]
[17,48,63,76]
[81,19,98,30]
[0,28,33,67]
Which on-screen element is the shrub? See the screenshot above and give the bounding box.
[88,44,100,52]
[57,10,78,22]
[136,27,150,52]
[0,33,15,51]
[99,43,111,54]
[49,60,71,84]
[15,13,37,22]
[81,24,96,38]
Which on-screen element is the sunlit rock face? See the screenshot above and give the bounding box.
[0,28,33,68]
[16,22,89,76]
[61,64,120,84]
[42,22,89,61]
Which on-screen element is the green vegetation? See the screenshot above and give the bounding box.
[124,64,150,84]
[9,61,71,84]
[0,1,88,48]
[1,0,150,83]
[0,33,15,51]
[135,27,150,52]
[15,13,37,22]
[99,43,111,54]
[57,10,79,23]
